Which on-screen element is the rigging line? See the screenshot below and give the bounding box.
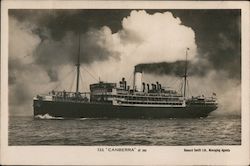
[85,66,99,80]
[168,76,181,89]
[52,67,76,91]
[189,77,193,90]
[79,71,84,91]
[178,78,183,94]
[164,76,171,87]
[127,72,134,86]
[176,77,183,95]
[70,70,76,92]
[79,67,90,83]
[187,78,194,96]
[187,79,192,97]
[80,66,99,82]
[79,70,87,92]
[163,74,173,86]
[180,79,184,95]
[167,75,178,87]
[177,77,184,89]
[141,72,151,85]
[141,71,147,83]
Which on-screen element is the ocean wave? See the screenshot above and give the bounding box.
[34,114,64,120]
[79,118,89,120]
[78,117,108,120]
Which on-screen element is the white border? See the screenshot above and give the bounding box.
[1,1,250,165]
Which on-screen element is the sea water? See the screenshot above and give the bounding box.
[9,114,241,145]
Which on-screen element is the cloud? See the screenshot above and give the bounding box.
[119,10,197,62]
[9,16,52,115]
[88,10,197,83]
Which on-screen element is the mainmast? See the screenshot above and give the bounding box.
[183,48,189,99]
[76,34,81,93]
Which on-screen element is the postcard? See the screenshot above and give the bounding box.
[1,0,249,165]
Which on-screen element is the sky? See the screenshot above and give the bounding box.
[8,9,241,116]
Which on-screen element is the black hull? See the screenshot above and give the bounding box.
[33,100,217,119]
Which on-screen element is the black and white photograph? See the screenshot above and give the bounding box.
[1,0,250,165]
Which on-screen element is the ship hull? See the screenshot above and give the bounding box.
[33,99,217,119]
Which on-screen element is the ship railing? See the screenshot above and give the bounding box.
[36,91,91,102]
[116,98,184,104]
[48,90,90,96]
[115,100,185,107]
[115,95,184,101]
[116,93,183,98]
[190,96,217,101]
[51,95,90,103]
[116,91,182,97]
[140,92,180,96]
[187,96,217,105]
[204,97,217,103]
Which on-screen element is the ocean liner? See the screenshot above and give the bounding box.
[33,38,218,118]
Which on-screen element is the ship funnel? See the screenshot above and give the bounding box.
[134,66,143,92]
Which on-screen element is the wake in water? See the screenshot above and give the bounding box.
[34,114,103,120]
[34,114,64,120]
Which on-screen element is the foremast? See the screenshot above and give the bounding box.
[183,48,189,100]
[76,34,81,94]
